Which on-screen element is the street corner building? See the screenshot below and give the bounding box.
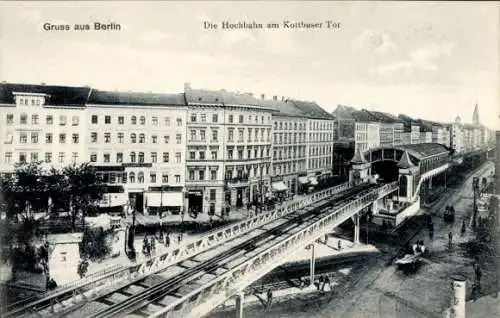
[0,82,337,219]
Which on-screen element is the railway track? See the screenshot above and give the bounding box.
[62,184,379,318]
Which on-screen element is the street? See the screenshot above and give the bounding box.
[209,162,497,318]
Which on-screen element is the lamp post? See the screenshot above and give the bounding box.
[181,189,186,233]
[472,177,479,228]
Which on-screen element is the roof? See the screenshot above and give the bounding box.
[395,143,451,160]
[88,90,186,106]
[46,233,84,244]
[332,105,357,120]
[290,100,335,120]
[0,83,91,106]
[350,147,368,164]
[397,151,416,168]
[364,110,401,123]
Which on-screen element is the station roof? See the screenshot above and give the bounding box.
[395,143,451,160]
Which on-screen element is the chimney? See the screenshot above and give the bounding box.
[41,82,46,86]
[273,95,277,101]
[281,96,285,101]
[184,82,191,91]
[261,94,265,100]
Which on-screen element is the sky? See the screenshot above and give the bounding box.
[0,1,499,129]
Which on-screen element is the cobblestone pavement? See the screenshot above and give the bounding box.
[209,162,497,318]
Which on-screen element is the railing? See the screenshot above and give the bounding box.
[127,182,351,278]
[7,183,352,317]
[151,182,399,318]
[411,164,450,202]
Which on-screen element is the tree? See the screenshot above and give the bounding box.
[62,163,105,232]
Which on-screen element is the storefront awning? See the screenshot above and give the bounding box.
[298,176,310,184]
[309,177,319,186]
[146,192,183,207]
[272,181,288,192]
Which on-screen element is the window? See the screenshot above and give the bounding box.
[129,172,136,183]
[131,116,137,125]
[130,152,136,163]
[163,152,169,163]
[104,133,111,143]
[175,174,180,183]
[59,133,66,144]
[138,152,144,163]
[175,152,181,163]
[228,149,233,159]
[152,135,157,143]
[138,172,145,183]
[164,135,170,144]
[140,116,145,125]
[238,150,243,159]
[199,170,205,181]
[6,114,13,124]
[190,114,197,122]
[59,115,67,126]
[210,170,217,181]
[189,151,196,160]
[118,116,124,124]
[19,152,26,163]
[31,114,39,124]
[139,133,145,143]
[4,152,12,164]
[72,116,79,126]
[248,128,252,141]
[105,115,111,124]
[228,130,234,141]
[199,151,205,160]
[239,115,243,123]
[211,151,217,160]
[212,114,218,123]
[117,132,124,143]
[91,115,98,124]
[201,114,206,122]
[131,133,137,143]
[150,173,157,183]
[164,116,170,126]
[43,133,52,145]
[58,152,65,163]
[162,173,168,183]
[189,170,195,181]
[104,153,110,163]
[116,152,123,163]
[228,115,233,123]
[151,152,157,163]
[262,116,265,124]
[212,130,218,141]
[30,152,38,162]
[20,132,27,143]
[44,152,52,163]
[176,134,181,144]
[31,132,38,144]
[176,117,182,126]
[20,114,27,124]
[90,152,97,162]
[190,130,196,141]
[200,130,206,141]
[238,129,244,142]
[152,116,158,125]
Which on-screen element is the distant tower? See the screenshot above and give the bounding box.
[455,115,461,124]
[472,102,480,126]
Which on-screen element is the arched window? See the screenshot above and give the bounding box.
[138,152,144,163]
[129,172,136,183]
[131,116,137,125]
[140,116,146,125]
[139,133,145,143]
[131,133,136,143]
[138,171,144,183]
[130,152,136,163]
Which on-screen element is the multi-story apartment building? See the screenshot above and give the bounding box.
[291,101,335,183]
[0,84,88,174]
[267,97,308,195]
[85,90,187,215]
[410,124,420,144]
[184,86,273,214]
[451,116,464,154]
[393,122,405,146]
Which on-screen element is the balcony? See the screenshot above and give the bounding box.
[226,174,249,186]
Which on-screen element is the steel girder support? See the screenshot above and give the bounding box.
[309,243,316,286]
[351,213,360,245]
[411,164,449,202]
[149,182,398,318]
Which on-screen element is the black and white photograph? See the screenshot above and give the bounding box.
[0,1,499,317]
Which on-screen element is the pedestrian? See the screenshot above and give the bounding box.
[448,231,453,249]
[475,264,482,290]
[324,275,331,291]
[324,234,329,245]
[461,219,466,235]
[318,275,324,291]
[338,240,342,250]
[178,234,182,244]
[266,289,273,307]
[165,234,170,248]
